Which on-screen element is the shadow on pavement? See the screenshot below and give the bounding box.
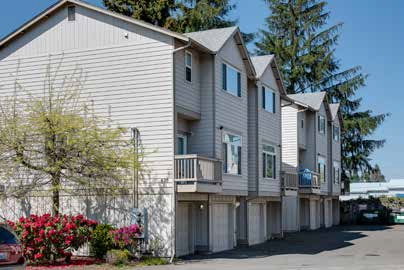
[179,225,393,262]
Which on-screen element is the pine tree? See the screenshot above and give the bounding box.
[103,0,254,42]
[255,0,388,184]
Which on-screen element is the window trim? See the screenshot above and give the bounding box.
[262,85,276,114]
[333,124,340,142]
[185,51,192,83]
[333,161,340,184]
[263,144,277,180]
[222,63,241,97]
[222,132,242,175]
[318,156,327,183]
[318,115,326,134]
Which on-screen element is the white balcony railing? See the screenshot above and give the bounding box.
[174,154,222,184]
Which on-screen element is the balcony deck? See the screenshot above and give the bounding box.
[174,154,222,193]
[282,172,299,196]
[298,170,321,194]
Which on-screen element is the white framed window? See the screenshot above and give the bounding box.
[262,86,276,113]
[222,132,242,175]
[176,134,187,155]
[333,161,340,184]
[263,144,276,179]
[185,51,192,82]
[318,115,326,134]
[222,63,241,97]
[318,156,326,183]
[333,125,340,142]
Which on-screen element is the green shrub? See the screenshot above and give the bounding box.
[90,224,115,259]
[106,249,131,266]
[138,256,168,266]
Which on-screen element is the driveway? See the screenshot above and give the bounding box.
[142,225,404,270]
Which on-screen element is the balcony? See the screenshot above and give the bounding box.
[281,172,299,196]
[298,170,321,194]
[174,154,222,193]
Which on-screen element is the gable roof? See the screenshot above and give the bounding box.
[0,0,188,49]
[251,55,287,96]
[184,26,238,53]
[185,26,256,79]
[329,103,340,120]
[287,92,327,111]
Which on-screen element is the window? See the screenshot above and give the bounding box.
[222,63,241,97]
[263,144,276,179]
[68,6,76,21]
[333,161,340,184]
[333,125,340,141]
[318,115,325,134]
[262,86,276,113]
[318,156,326,183]
[185,51,192,82]
[301,119,304,129]
[223,133,242,175]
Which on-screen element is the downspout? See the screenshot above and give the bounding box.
[170,39,192,263]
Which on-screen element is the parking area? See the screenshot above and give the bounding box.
[142,225,404,270]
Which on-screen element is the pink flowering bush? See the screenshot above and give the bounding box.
[110,224,142,252]
[8,214,97,263]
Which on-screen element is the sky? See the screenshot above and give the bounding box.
[0,1,403,180]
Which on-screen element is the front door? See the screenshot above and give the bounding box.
[177,134,187,155]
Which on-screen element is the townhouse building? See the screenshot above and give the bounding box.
[0,0,342,257]
[281,92,342,232]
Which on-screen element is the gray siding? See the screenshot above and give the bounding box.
[331,117,341,195]
[0,5,175,255]
[256,66,281,196]
[317,103,328,194]
[215,36,248,195]
[300,111,316,171]
[187,54,215,157]
[174,41,201,114]
[247,82,258,193]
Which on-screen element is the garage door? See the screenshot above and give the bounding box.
[249,203,265,245]
[211,204,234,252]
[176,203,191,256]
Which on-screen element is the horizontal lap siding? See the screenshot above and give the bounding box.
[0,5,175,255]
[247,83,258,193]
[188,54,214,157]
[317,104,328,194]
[215,38,248,195]
[257,68,281,195]
[281,105,299,173]
[174,42,201,114]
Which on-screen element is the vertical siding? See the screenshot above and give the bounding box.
[174,41,201,114]
[0,6,175,255]
[281,105,299,173]
[256,67,281,196]
[215,37,248,195]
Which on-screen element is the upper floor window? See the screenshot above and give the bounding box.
[223,133,242,175]
[333,125,340,142]
[318,156,326,183]
[301,119,304,129]
[318,115,325,134]
[263,144,276,179]
[222,63,241,97]
[185,51,192,82]
[68,6,76,21]
[333,161,340,184]
[262,86,276,113]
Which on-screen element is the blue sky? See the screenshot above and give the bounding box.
[0,1,402,180]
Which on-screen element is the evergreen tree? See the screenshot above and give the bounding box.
[255,0,388,183]
[103,0,254,42]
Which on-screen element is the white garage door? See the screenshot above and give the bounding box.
[211,203,233,252]
[176,203,191,256]
[249,203,265,245]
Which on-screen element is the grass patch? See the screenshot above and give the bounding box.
[137,256,169,266]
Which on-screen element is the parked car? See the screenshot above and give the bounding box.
[0,224,25,269]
